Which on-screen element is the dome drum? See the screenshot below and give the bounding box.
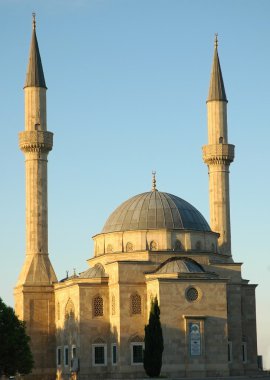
[93,229,218,257]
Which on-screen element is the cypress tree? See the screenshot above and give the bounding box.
[143,296,164,377]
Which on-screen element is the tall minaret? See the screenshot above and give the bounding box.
[202,35,235,257]
[14,14,57,379]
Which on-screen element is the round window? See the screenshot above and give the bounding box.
[186,287,199,302]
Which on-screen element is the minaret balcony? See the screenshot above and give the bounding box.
[19,130,53,153]
[202,144,234,165]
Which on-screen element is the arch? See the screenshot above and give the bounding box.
[126,242,133,252]
[106,244,113,253]
[174,239,182,251]
[65,298,75,319]
[130,293,142,315]
[219,136,224,143]
[195,241,202,251]
[93,337,106,344]
[150,240,158,251]
[129,334,144,343]
[93,295,104,317]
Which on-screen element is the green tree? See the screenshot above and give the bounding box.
[0,298,34,377]
[143,296,164,377]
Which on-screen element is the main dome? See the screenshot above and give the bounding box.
[102,191,210,234]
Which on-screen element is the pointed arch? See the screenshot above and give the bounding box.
[65,298,75,319]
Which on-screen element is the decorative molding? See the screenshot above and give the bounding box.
[202,143,234,165]
[19,131,53,153]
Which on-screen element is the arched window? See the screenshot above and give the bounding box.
[106,244,113,253]
[126,242,133,252]
[195,241,202,251]
[174,239,182,251]
[93,295,104,317]
[150,240,158,251]
[130,293,141,315]
[219,136,224,143]
[65,298,75,319]
[111,294,116,316]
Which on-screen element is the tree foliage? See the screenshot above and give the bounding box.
[143,296,164,377]
[0,298,34,377]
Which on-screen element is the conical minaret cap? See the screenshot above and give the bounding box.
[24,14,47,89]
[207,35,227,102]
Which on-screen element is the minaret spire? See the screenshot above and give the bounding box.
[24,12,46,89]
[203,36,235,258]
[207,33,227,102]
[32,12,36,29]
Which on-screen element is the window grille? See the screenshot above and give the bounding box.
[126,242,133,252]
[130,293,141,315]
[186,287,199,302]
[93,295,104,317]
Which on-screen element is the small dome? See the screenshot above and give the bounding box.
[102,191,210,234]
[79,264,108,279]
[154,257,205,274]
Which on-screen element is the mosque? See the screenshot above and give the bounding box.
[14,17,259,380]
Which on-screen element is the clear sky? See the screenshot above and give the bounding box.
[0,0,269,369]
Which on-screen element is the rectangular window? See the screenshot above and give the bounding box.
[242,342,247,363]
[72,345,76,359]
[92,344,107,366]
[131,343,144,365]
[111,344,117,365]
[64,345,69,367]
[189,322,201,356]
[228,341,232,363]
[56,347,62,366]
[71,345,77,371]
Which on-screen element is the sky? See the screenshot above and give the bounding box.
[0,0,270,370]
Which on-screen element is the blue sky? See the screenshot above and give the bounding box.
[0,0,270,369]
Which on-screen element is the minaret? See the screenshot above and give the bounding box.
[14,14,57,379]
[202,35,235,257]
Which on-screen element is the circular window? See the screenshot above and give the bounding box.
[186,287,199,302]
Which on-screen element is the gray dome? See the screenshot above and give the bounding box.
[79,264,108,279]
[102,191,210,234]
[154,257,205,274]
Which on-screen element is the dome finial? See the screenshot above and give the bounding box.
[152,170,157,191]
[32,12,36,30]
[214,33,218,49]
